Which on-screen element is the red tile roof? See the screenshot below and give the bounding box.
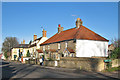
[36,49,43,53]
[41,26,109,45]
[67,48,75,53]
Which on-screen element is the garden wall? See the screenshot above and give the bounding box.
[44,57,106,71]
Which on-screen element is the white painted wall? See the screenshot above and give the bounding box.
[76,39,108,57]
[37,37,48,49]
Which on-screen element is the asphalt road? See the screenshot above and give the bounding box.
[0,60,119,80]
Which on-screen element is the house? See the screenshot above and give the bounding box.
[40,18,109,60]
[29,29,48,59]
[108,44,115,56]
[11,29,48,62]
[11,40,29,61]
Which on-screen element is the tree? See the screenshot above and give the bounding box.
[110,47,120,59]
[109,38,120,59]
[26,50,30,57]
[2,37,19,59]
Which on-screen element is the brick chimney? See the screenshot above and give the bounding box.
[58,24,63,33]
[34,34,37,40]
[76,18,83,28]
[23,40,25,44]
[42,29,47,37]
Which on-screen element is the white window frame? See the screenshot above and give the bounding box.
[43,46,45,51]
[65,42,68,48]
[58,43,60,49]
[48,45,50,50]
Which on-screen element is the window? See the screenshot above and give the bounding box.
[48,45,50,50]
[43,46,45,51]
[71,54,74,57]
[65,42,68,48]
[58,43,60,49]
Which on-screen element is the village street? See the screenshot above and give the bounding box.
[0,60,119,80]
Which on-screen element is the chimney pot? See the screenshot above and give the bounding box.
[23,40,25,44]
[58,24,63,33]
[34,34,37,40]
[76,18,83,28]
[42,29,47,37]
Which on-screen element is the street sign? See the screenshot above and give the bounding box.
[104,59,111,62]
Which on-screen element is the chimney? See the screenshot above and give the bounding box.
[76,18,83,28]
[58,24,63,33]
[34,34,37,40]
[23,40,25,44]
[42,29,47,37]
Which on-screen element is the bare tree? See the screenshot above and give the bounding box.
[2,37,19,59]
[110,37,119,48]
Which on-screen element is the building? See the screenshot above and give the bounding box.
[108,44,115,57]
[29,29,48,59]
[11,29,48,62]
[40,18,109,60]
[11,40,29,61]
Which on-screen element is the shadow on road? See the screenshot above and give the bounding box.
[2,61,16,80]
[73,69,119,80]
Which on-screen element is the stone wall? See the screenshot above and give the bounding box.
[40,39,76,53]
[44,57,106,71]
[112,59,120,67]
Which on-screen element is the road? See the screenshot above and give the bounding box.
[0,60,119,80]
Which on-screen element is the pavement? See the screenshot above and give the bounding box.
[1,60,120,79]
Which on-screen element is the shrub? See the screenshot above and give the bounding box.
[26,50,30,57]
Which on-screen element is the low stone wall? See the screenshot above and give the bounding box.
[112,59,120,67]
[44,57,106,71]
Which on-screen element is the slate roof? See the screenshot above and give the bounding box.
[41,25,109,45]
[29,37,42,47]
[13,44,29,48]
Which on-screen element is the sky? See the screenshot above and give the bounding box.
[1,2,118,52]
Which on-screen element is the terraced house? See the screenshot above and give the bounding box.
[40,18,109,60]
[29,29,48,58]
[11,40,29,61]
[11,29,48,62]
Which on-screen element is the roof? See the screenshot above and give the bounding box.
[67,48,75,53]
[41,26,109,45]
[108,44,113,47]
[29,37,42,47]
[45,49,58,52]
[29,43,36,47]
[36,49,43,53]
[34,37,42,41]
[13,44,29,48]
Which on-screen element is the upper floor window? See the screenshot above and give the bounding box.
[65,42,68,48]
[43,46,45,51]
[58,43,60,49]
[48,45,50,50]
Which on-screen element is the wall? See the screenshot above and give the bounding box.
[112,59,120,67]
[44,57,106,71]
[11,48,19,60]
[76,39,108,57]
[11,48,29,60]
[37,37,48,49]
[40,40,76,53]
